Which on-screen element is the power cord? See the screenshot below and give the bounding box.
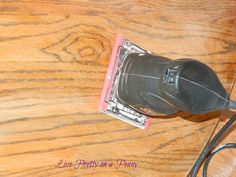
[202,143,236,177]
[189,114,236,177]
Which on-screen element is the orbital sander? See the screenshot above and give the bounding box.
[99,34,235,129]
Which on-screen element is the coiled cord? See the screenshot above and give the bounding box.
[189,114,236,177]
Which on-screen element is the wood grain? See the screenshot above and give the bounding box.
[0,1,235,177]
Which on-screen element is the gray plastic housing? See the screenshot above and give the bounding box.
[117,53,229,116]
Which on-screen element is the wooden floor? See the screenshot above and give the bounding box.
[0,1,235,177]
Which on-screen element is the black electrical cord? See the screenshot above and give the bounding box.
[189,114,236,177]
[202,143,236,177]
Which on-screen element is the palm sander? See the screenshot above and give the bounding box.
[99,34,233,129]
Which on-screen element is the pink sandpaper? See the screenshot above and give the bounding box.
[98,34,150,129]
[99,34,124,112]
